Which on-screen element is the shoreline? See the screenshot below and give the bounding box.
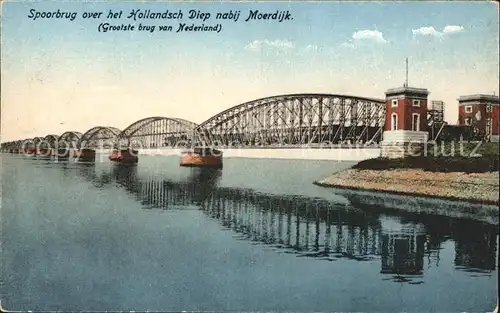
[314,168,499,205]
[314,167,499,224]
[313,174,499,206]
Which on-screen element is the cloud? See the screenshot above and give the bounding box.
[341,29,388,47]
[245,39,295,52]
[412,25,465,38]
[443,25,465,34]
[412,26,442,37]
[351,30,388,43]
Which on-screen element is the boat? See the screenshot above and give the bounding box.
[109,148,139,164]
[180,147,223,169]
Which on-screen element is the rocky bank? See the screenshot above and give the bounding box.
[314,168,499,205]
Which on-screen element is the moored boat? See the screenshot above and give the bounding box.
[180,147,223,169]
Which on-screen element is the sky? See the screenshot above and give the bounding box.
[1,1,499,142]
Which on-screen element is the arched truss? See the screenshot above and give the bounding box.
[9,137,40,149]
[17,138,33,148]
[4,139,25,149]
[195,93,386,146]
[118,117,198,148]
[78,126,121,149]
[30,137,44,147]
[43,134,59,142]
[58,131,82,143]
[39,134,59,148]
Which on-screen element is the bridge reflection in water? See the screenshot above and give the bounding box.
[75,163,498,283]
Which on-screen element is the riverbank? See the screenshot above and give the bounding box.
[314,168,499,205]
[315,142,500,206]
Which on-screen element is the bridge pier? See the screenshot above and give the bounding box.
[35,148,53,158]
[180,148,223,169]
[56,148,71,160]
[24,147,36,155]
[77,148,96,162]
[109,149,138,164]
[53,148,80,160]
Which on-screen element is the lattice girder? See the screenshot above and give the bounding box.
[117,117,198,149]
[79,126,122,149]
[195,94,385,146]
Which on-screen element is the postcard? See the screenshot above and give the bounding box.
[1,1,498,312]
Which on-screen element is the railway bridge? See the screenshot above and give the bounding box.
[1,93,388,154]
[2,89,492,160]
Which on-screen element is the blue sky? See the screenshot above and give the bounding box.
[1,1,498,141]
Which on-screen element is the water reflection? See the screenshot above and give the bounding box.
[75,162,498,283]
[381,233,425,277]
[77,162,113,188]
[109,164,222,208]
[453,223,498,273]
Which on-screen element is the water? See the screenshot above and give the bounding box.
[1,154,498,312]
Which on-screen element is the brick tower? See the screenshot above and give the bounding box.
[381,86,429,158]
[457,94,500,142]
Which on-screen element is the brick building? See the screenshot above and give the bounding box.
[381,86,429,158]
[384,87,429,137]
[458,94,500,142]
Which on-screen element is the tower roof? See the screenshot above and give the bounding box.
[385,86,429,97]
[458,94,499,104]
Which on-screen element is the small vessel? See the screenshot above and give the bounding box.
[109,148,139,164]
[180,147,223,169]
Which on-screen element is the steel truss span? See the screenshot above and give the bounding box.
[195,94,386,147]
[39,134,60,148]
[16,137,44,150]
[32,137,44,146]
[79,126,122,149]
[118,117,198,148]
[2,139,25,150]
[57,131,82,148]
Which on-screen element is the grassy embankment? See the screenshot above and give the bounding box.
[314,142,499,208]
[353,142,499,173]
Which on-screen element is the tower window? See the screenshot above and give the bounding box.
[391,99,398,107]
[391,113,398,130]
[412,100,420,107]
[412,113,420,131]
[464,105,473,113]
[464,117,472,125]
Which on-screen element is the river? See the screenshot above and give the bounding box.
[1,154,498,312]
